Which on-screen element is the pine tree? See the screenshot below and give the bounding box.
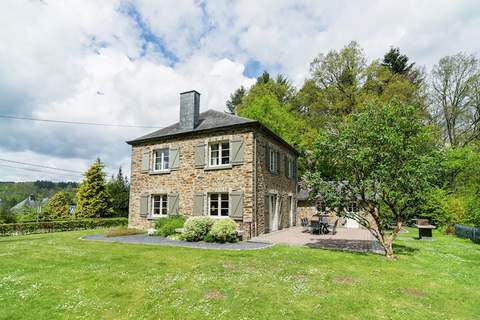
[106,167,130,217]
[75,158,113,218]
[45,191,71,220]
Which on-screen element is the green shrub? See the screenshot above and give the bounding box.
[183,216,214,241]
[154,215,186,237]
[105,227,144,237]
[0,218,127,236]
[207,218,238,243]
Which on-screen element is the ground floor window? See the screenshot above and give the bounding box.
[346,202,358,213]
[152,194,168,216]
[209,193,229,217]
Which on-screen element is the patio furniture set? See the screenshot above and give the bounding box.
[300,214,338,235]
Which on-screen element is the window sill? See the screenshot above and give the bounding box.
[208,215,231,219]
[147,215,169,220]
[204,164,232,171]
[149,169,171,175]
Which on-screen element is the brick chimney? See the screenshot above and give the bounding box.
[179,90,200,130]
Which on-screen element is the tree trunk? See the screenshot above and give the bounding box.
[371,221,401,259]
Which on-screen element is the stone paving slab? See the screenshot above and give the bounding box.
[250,226,384,254]
[82,234,273,250]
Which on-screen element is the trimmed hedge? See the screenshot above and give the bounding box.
[0,218,128,236]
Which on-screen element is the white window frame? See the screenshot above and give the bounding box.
[209,141,230,167]
[153,148,169,172]
[208,193,229,217]
[151,194,168,217]
[346,202,358,213]
[269,149,278,173]
[287,158,293,178]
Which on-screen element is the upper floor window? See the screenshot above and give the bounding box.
[209,142,230,166]
[287,158,294,178]
[153,149,169,171]
[269,149,278,173]
[209,193,229,217]
[152,194,168,216]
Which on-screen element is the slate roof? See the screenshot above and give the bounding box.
[11,197,48,212]
[127,109,299,155]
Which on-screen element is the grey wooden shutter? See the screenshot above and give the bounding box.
[265,144,270,173]
[140,195,149,217]
[293,159,297,179]
[169,147,179,170]
[167,193,179,215]
[195,144,206,168]
[284,155,289,178]
[231,139,244,165]
[229,192,244,220]
[141,151,150,173]
[193,192,204,216]
[264,194,270,233]
[276,151,281,174]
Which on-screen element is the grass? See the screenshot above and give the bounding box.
[104,227,144,238]
[0,228,478,319]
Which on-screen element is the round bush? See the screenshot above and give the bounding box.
[207,218,238,243]
[183,216,214,241]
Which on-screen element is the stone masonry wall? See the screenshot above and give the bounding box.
[254,131,297,236]
[128,127,254,237]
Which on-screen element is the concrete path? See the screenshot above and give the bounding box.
[82,234,273,250]
[250,226,384,254]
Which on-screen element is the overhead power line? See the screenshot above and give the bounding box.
[0,164,82,178]
[0,158,84,174]
[0,114,163,129]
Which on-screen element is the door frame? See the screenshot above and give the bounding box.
[268,193,279,232]
[288,194,294,227]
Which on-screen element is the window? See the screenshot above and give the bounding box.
[153,149,169,171]
[152,195,168,216]
[209,193,229,217]
[287,159,293,178]
[346,202,358,213]
[269,149,278,173]
[209,142,230,166]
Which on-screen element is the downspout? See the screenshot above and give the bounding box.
[253,132,257,237]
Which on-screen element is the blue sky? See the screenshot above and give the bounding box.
[0,0,479,181]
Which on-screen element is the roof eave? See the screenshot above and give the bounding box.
[126,122,259,146]
[126,120,300,157]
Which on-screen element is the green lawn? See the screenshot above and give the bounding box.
[0,229,478,320]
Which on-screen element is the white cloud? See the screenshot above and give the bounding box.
[0,0,479,181]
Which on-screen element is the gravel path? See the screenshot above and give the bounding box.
[82,234,273,250]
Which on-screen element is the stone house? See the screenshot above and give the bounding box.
[126,90,299,239]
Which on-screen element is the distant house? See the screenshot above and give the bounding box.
[126,90,299,239]
[11,195,48,213]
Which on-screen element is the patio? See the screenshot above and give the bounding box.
[250,226,385,254]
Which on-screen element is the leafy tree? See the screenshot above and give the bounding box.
[107,167,130,217]
[435,145,480,227]
[430,53,480,147]
[225,86,246,114]
[236,72,317,175]
[75,158,113,218]
[361,61,428,115]
[309,41,367,115]
[0,203,16,223]
[306,101,437,258]
[45,191,71,220]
